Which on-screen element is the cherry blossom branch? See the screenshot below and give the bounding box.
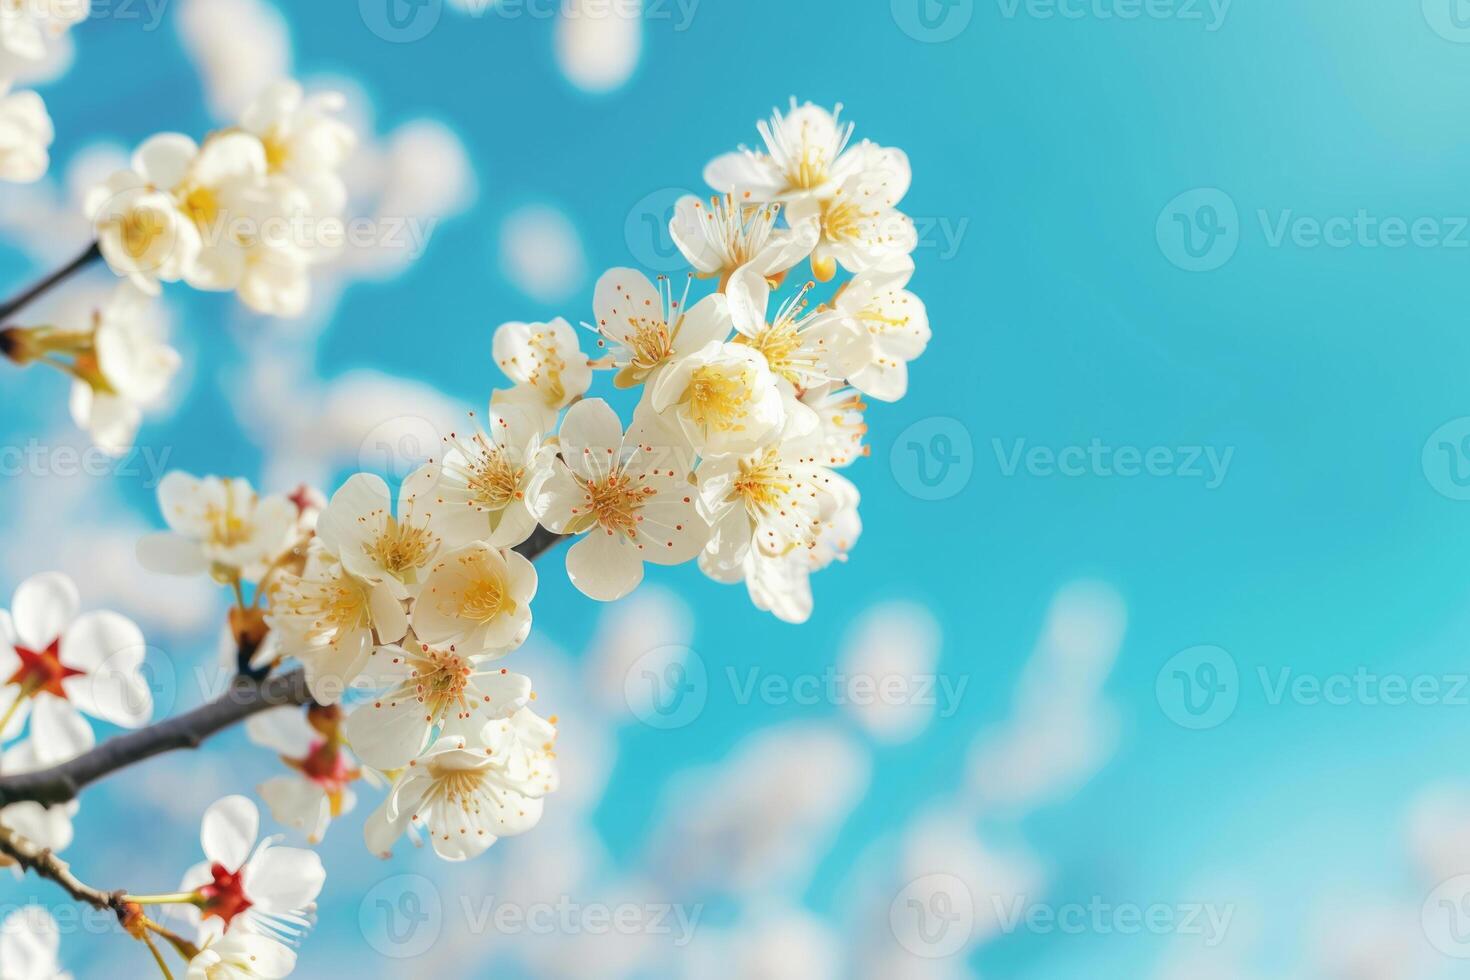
[0,821,201,971]
[0,526,570,809]
[0,241,103,326]
[0,820,130,916]
[0,670,313,808]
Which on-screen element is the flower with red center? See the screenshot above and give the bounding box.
[247,706,368,845]
[174,795,324,944]
[0,572,153,764]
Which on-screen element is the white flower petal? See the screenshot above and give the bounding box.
[200,794,258,870]
[11,572,79,650]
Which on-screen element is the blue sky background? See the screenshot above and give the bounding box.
[6,0,1470,977]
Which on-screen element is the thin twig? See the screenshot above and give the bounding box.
[0,822,129,916]
[0,241,103,324]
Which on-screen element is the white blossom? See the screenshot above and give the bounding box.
[246,706,362,844]
[726,269,872,392]
[527,398,707,602]
[669,193,815,289]
[176,795,324,943]
[313,465,448,601]
[410,541,537,655]
[648,340,788,459]
[832,257,929,402]
[433,405,551,549]
[591,267,732,389]
[265,546,407,704]
[137,473,297,580]
[490,317,592,432]
[186,930,295,980]
[704,100,862,204]
[0,573,152,762]
[67,283,182,455]
[0,84,51,183]
[344,645,532,770]
[364,708,558,861]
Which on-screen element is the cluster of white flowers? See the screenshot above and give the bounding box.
[87,79,356,317]
[0,97,926,979]
[484,98,929,621]
[2,76,360,455]
[0,0,86,183]
[139,466,561,865]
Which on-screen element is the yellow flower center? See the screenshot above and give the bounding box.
[120,209,166,260]
[570,472,655,539]
[730,448,793,515]
[684,364,754,433]
[203,485,254,548]
[405,647,473,724]
[276,566,370,649]
[450,435,524,512]
[180,183,220,228]
[457,574,513,623]
[365,515,438,578]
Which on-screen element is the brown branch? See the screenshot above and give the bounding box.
[0,241,103,325]
[0,670,312,808]
[0,822,130,917]
[0,526,570,809]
